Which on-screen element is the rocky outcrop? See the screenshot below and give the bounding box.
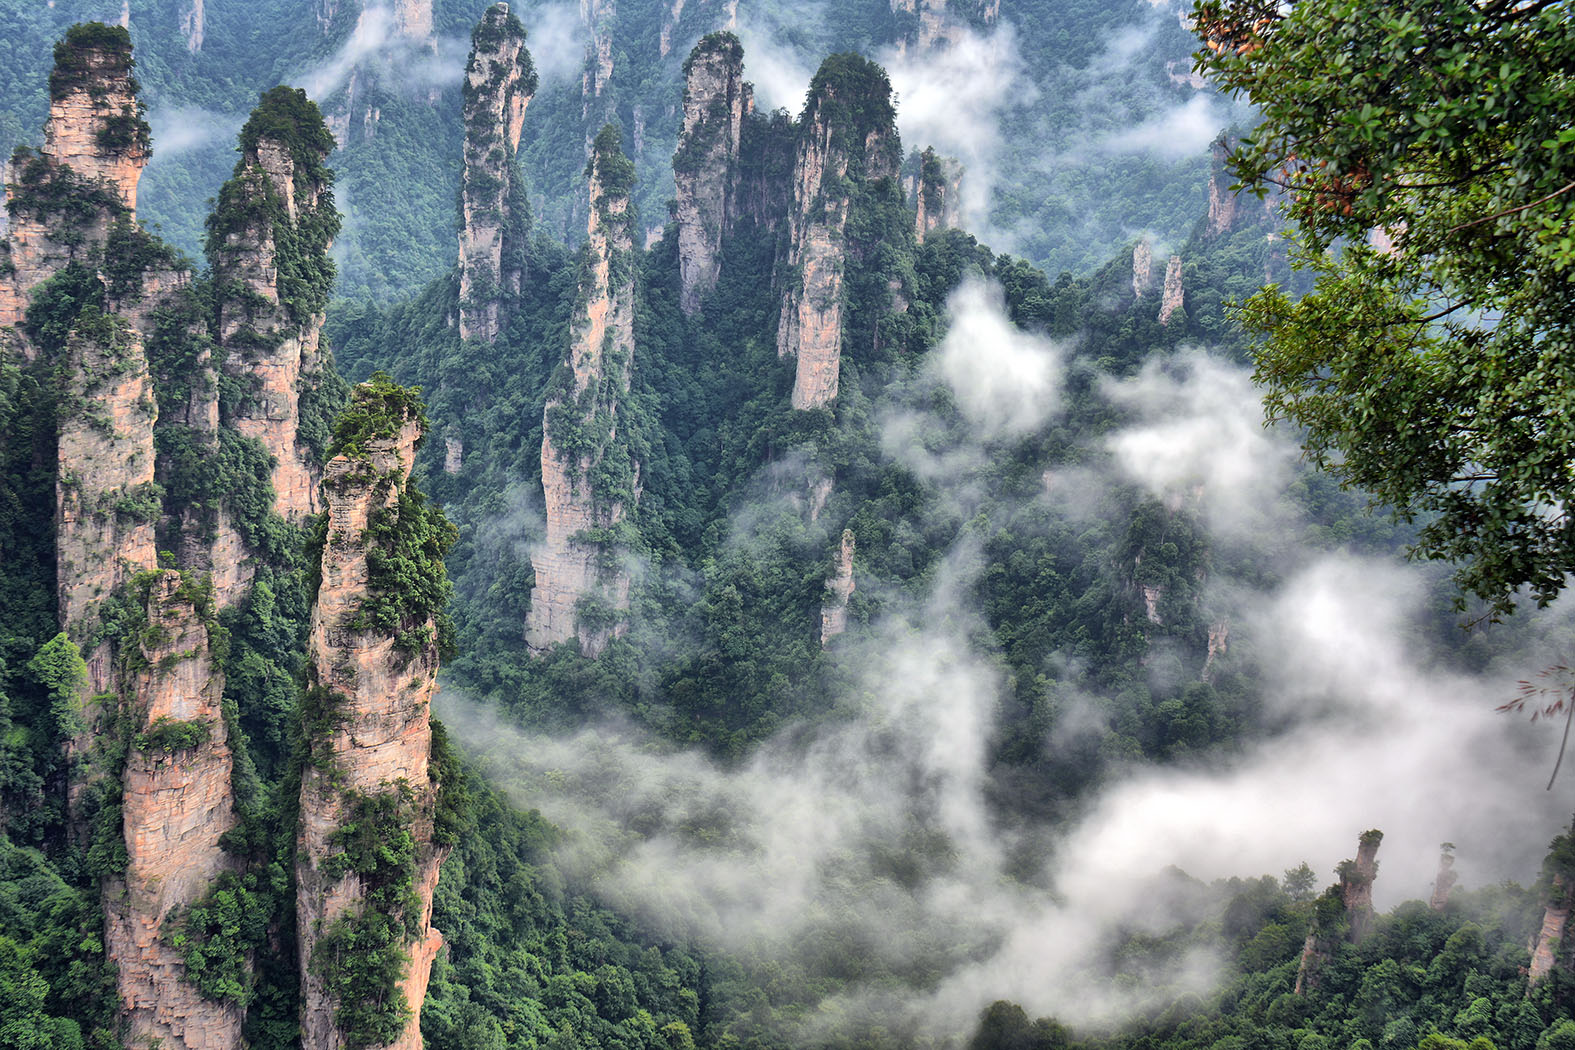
[0,23,149,336]
[1158,255,1184,326]
[912,147,962,243]
[733,104,795,233]
[528,127,641,656]
[1201,619,1229,682]
[890,0,998,54]
[820,529,856,645]
[777,55,902,411]
[1132,238,1153,299]
[210,89,340,523]
[106,571,242,1050]
[1340,829,1382,942]
[297,381,451,1050]
[1429,845,1457,911]
[581,0,617,118]
[182,0,206,52]
[1295,830,1384,995]
[459,3,537,342]
[1530,878,1569,986]
[675,33,745,314]
[395,0,434,42]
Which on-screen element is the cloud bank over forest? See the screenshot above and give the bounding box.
[445,277,1571,1038]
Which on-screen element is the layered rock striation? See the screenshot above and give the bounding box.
[106,571,242,1050]
[777,54,902,411]
[528,126,641,656]
[459,3,537,342]
[674,33,746,314]
[297,379,453,1050]
[208,88,341,524]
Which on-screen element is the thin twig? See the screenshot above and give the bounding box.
[1449,181,1575,233]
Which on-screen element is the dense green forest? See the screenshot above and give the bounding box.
[2,4,1574,1050]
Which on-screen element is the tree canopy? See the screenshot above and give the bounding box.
[1194,0,1575,615]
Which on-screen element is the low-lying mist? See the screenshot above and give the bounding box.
[440,281,1571,1039]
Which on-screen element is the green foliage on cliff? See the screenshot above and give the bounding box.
[48,22,137,103]
[312,784,423,1050]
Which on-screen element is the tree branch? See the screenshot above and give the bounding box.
[1449,181,1575,233]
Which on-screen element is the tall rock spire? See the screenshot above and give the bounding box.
[776,54,902,411]
[459,3,537,342]
[0,22,150,337]
[674,32,746,314]
[208,87,342,524]
[105,571,243,1050]
[528,126,641,656]
[912,147,962,243]
[296,378,455,1050]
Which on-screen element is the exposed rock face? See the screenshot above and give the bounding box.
[44,29,148,214]
[182,0,206,52]
[210,97,338,523]
[1132,238,1153,299]
[528,127,640,656]
[106,571,242,1050]
[1158,255,1184,326]
[0,25,149,336]
[1429,847,1458,911]
[444,434,463,474]
[459,3,537,342]
[1340,829,1383,942]
[913,147,962,243]
[1295,830,1384,995]
[1530,877,1569,986]
[1141,585,1164,625]
[58,315,159,695]
[890,0,998,54]
[659,0,687,56]
[581,0,616,117]
[395,0,434,41]
[733,102,795,233]
[777,56,901,411]
[1201,619,1229,682]
[297,387,449,1050]
[1205,136,1238,237]
[675,33,745,315]
[820,529,856,645]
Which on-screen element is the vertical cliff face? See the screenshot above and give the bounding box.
[0,24,149,336]
[890,0,998,54]
[1158,254,1184,326]
[57,314,159,698]
[1132,238,1153,299]
[581,0,617,119]
[297,379,454,1050]
[1205,136,1238,237]
[675,33,746,315]
[106,571,242,1050]
[1339,829,1382,942]
[913,147,962,243]
[182,0,206,51]
[459,4,537,342]
[777,55,902,411]
[1530,878,1570,985]
[395,0,435,41]
[528,127,640,656]
[209,88,341,524]
[820,529,856,645]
